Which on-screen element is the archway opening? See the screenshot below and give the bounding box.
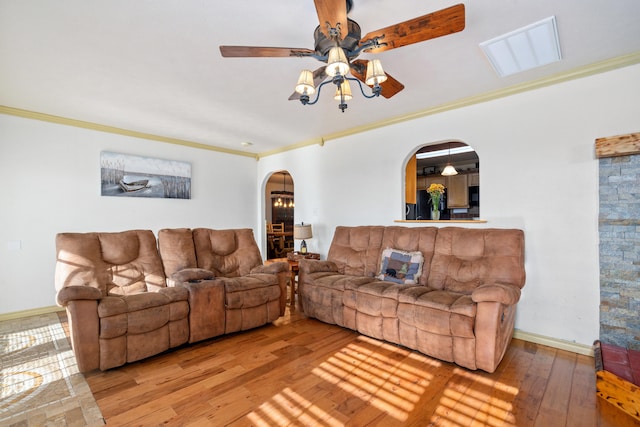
[405,141,480,220]
[265,170,295,259]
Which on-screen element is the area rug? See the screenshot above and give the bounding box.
[0,312,105,426]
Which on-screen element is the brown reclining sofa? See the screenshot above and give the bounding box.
[54,228,288,372]
[298,226,526,373]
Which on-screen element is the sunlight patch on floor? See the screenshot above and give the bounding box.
[247,387,342,427]
[310,338,436,422]
[244,336,521,426]
[431,368,518,426]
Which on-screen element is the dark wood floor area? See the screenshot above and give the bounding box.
[82,308,638,426]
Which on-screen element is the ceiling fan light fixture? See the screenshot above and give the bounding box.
[220,4,466,112]
[441,164,458,176]
[365,59,387,86]
[295,70,316,95]
[334,80,352,101]
[326,46,350,77]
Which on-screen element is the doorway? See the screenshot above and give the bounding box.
[265,171,294,259]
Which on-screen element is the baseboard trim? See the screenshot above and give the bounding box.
[0,306,64,322]
[513,329,594,357]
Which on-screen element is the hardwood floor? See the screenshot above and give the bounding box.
[82,307,638,426]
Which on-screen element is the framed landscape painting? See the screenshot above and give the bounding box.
[100,151,191,199]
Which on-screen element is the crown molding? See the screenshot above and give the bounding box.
[2,52,638,161]
[0,106,259,160]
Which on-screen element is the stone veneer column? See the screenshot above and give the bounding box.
[599,153,640,350]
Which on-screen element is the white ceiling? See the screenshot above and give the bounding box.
[1,1,639,157]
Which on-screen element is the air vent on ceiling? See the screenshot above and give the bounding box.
[480,16,562,77]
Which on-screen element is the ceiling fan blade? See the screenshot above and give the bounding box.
[350,59,404,99]
[220,46,315,58]
[314,0,348,40]
[360,3,465,54]
[288,67,328,101]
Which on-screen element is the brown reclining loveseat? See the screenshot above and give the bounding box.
[299,226,526,373]
[54,228,288,372]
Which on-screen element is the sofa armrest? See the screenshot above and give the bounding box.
[299,259,338,274]
[472,283,521,305]
[473,283,521,373]
[167,268,215,287]
[63,298,101,372]
[251,262,288,274]
[56,285,102,307]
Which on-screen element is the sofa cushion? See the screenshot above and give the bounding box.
[327,226,386,277]
[157,228,198,277]
[102,230,167,293]
[398,289,476,337]
[55,230,167,298]
[355,283,406,317]
[97,293,173,339]
[377,247,424,285]
[307,272,373,291]
[399,289,476,318]
[428,227,526,293]
[127,304,170,335]
[97,296,128,318]
[107,264,147,295]
[193,228,263,277]
[218,276,280,309]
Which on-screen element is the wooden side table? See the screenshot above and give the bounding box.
[286,252,320,306]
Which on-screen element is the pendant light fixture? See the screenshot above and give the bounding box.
[272,172,294,208]
[441,142,459,176]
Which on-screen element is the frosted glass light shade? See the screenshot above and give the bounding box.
[295,70,316,95]
[365,59,387,86]
[326,47,350,77]
[441,164,458,176]
[334,80,352,101]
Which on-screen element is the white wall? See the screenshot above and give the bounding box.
[258,63,640,348]
[0,115,257,314]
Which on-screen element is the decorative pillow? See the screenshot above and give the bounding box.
[377,248,424,285]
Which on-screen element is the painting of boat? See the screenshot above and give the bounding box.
[101,151,191,199]
[119,175,150,192]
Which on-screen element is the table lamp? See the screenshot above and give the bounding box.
[294,223,313,254]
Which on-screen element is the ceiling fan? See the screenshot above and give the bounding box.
[220,1,465,111]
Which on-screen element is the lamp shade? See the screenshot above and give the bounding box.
[295,70,316,95]
[365,59,387,86]
[325,47,349,77]
[294,224,313,240]
[333,80,352,101]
